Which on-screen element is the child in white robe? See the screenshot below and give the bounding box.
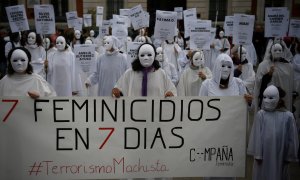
[247,85,299,180]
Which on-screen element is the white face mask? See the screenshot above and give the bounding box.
[90,30,95,37]
[262,85,279,111]
[56,36,66,51]
[137,36,146,43]
[156,47,164,62]
[238,47,247,62]
[85,39,93,44]
[271,43,283,60]
[27,32,36,45]
[10,49,29,74]
[75,30,81,40]
[220,60,232,79]
[127,36,132,43]
[192,52,205,67]
[43,38,50,49]
[104,37,113,51]
[139,44,155,67]
[219,31,224,38]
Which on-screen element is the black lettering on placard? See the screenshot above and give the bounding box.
[130,99,147,122]
[72,99,88,122]
[206,99,221,121]
[53,99,70,122]
[169,127,184,148]
[34,99,49,122]
[188,99,203,121]
[159,100,175,122]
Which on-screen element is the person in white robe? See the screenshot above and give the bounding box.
[46,36,82,96]
[0,47,56,97]
[70,30,85,51]
[242,43,258,67]
[175,28,184,50]
[24,31,46,79]
[264,38,293,62]
[254,43,294,112]
[85,35,128,96]
[292,43,300,127]
[134,28,152,44]
[247,85,299,180]
[232,46,255,95]
[200,53,252,180]
[112,43,177,97]
[177,50,212,96]
[156,46,178,85]
[162,38,182,75]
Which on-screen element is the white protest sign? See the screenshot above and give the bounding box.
[288,19,300,38]
[74,17,83,31]
[143,11,150,28]
[74,44,96,74]
[66,11,78,28]
[83,14,92,27]
[129,4,144,30]
[224,16,234,37]
[183,8,197,38]
[174,7,183,20]
[34,5,55,35]
[265,7,289,37]
[190,20,212,50]
[0,96,247,179]
[112,15,128,45]
[120,9,131,28]
[210,27,216,43]
[154,10,177,41]
[96,6,104,27]
[127,42,142,63]
[233,14,255,45]
[5,5,29,32]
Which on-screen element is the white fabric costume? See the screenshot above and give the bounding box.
[0,48,56,97]
[177,51,212,96]
[24,32,46,78]
[199,53,246,96]
[115,44,177,96]
[247,85,299,180]
[243,43,258,66]
[156,47,178,85]
[86,36,128,96]
[254,43,293,111]
[47,36,82,96]
[162,41,182,74]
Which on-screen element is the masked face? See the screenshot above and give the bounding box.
[10,49,29,74]
[192,51,205,67]
[127,36,132,43]
[27,32,36,45]
[219,31,224,38]
[56,36,66,51]
[74,30,81,40]
[220,60,232,79]
[271,43,283,60]
[137,36,146,43]
[139,44,155,67]
[273,37,281,44]
[90,30,95,37]
[156,47,164,62]
[104,37,113,51]
[43,38,50,49]
[262,85,279,111]
[238,47,247,61]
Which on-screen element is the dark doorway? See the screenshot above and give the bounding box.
[147,0,186,36]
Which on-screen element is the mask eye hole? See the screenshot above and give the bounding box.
[148,54,152,56]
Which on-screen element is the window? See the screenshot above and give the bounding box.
[51,0,68,22]
[0,0,18,22]
[209,0,227,22]
[265,0,285,7]
[106,0,123,19]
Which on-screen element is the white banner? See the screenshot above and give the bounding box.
[66,11,78,29]
[129,4,145,30]
[265,7,289,37]
[74,44,96,74]
[127,42,142,63]
[5,5,29,33]
[96,6,104,27]
[154,10,177,41]
[112,15,128,46]
[183,8,197,38]
[288,19,300,38]
[224,16,234,37]
[75,18,83,31]
[84,14,92,27]
[0,96,247,179]
[190,20,212,50]
[34,5,55,35]
[233,14,255,45]
[174,7,183,20]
